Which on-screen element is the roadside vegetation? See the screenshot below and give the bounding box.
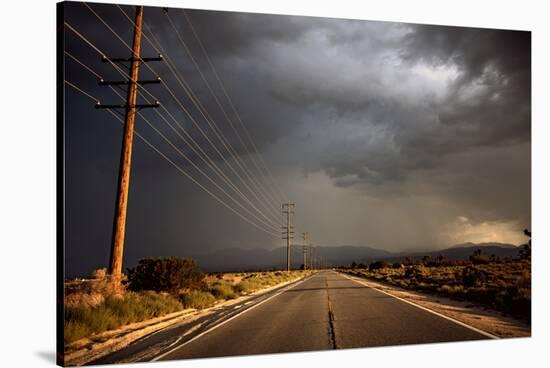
[64,257,310,344]
[342,245,531,321]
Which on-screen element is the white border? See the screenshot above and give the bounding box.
[1,1,548,368]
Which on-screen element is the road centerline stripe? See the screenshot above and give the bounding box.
[325,274,338,349]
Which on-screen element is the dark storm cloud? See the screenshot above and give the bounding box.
[401,25,530,89]
[64,2,530,276]
[183,14,530,228]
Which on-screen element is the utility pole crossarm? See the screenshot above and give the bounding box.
[96,101,160,109]
[98,76,161,86]
[102,54,164,63]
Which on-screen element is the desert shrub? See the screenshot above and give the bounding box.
[232,282,246,294]
[438,284,464,295]
[209,282,237,300]
[405,264,428,278]
[179,290,216,310]
[234,279,257,293]
[64,291,106,309]
[462,266,487,287]
[518,269,531,288]
[470,255,491,265]
[64,274,125,309]
[234,279,258,293]
[469,249,491,265]
[91,268,107,280]
[369,260,390,270]
[398,280,410,288]
[127,257,206,293]
[519,243,531,260]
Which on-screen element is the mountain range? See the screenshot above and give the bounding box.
[190,242,521,272]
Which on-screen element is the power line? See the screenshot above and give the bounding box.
[117,5,281,218]
[67,48,280,235]
[83,3,282,226]
[64,21,281,231]
[113,89,280,232]
[64,79,99,103]
[138,12,282,223]
[182,9,288,205]
[162,9,282,216]
[65,51,102,78]
[64,77,280,238]
[64,30,282,238]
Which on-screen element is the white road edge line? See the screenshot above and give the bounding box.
[151,275,313,361]
[339,272,499,340]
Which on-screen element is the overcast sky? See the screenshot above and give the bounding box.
[63,2,530,276]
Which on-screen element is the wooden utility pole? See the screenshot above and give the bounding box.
[302,232,309,270]
[108,5,143,280]
[95,6,162,280]
[282,203,295,272]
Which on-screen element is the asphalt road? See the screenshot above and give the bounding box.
[149,270,489,362]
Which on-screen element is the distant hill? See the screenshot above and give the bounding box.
[448,242,517,249]
[191,242,520,272]
[386,243,520,263]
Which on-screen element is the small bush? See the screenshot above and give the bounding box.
[91,268,107,280]
[234,279,257,293]
[209,282,237,300]
[470,255,491,265]
[405,264,428,278]
[179,290,216,310]
[64,276,124,309]
[369,260,390,270]
[127,257,206,293]
[438,284,464,295]
[462,266,487,287]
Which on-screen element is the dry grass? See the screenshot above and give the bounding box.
[178,290,217,309]
[64,292,182,344]
[64,269,124,309]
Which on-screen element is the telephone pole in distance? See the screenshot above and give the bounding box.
[282,203,295,272]
[302,232,309,270]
